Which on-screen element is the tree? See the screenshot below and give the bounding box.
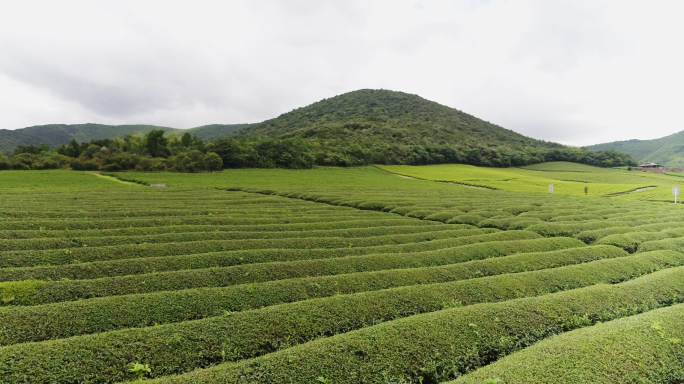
[143,130,171,158]
[181,132,193,148]
[204,152,223,173]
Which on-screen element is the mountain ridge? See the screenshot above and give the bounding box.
[0,123,251,154]
[1,88,635,169]
[234,89,556,150]
[587,130,684,168]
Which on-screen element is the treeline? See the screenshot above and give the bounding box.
[203,137,637,168]
[0,129,637,172]
[0,130,222,172]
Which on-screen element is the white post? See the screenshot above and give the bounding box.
[549,185,553,194]
[674,186,679,204]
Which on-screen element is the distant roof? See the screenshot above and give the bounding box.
[639,162,660,166]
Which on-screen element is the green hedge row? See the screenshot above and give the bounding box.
[0,207,357,219]
[477,217,542,230]
[0,228,498,268]
[639,237,684,254]
[574,227,635,244]
[0,219,437,240]
[527,220,634,237]
[136,263,684,384]
[0,243,620,345]
[575,221,684,244]
[597,231,677,253]
[0,234,570,305]
[446,214,485,226]
[518,210,581,220]
[548,214,604,222]
[0,231,542,282]
[451,302,684,383]
[0,223,455,252]
[0,213,402,231]
[2,251,682,384]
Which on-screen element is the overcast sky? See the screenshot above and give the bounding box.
[0,0,682,146]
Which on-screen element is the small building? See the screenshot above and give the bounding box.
[632,162,682,174]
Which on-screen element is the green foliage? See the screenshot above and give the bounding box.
[0,245,623,346]
[450,303,684,383]
[0,235,576,307]
[203,152,223,172]
[128,363,151,381]
[3,252,682,383]
[3,91,637,170]
[0,123,250,156]
[588,129,684,168]
[5,168,684,383]
[121,265,684,384]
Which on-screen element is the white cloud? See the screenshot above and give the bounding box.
[0,0,683,146]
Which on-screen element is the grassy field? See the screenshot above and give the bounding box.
[378,162,684,201]
[2,164,684,383]
[0,170,137,190]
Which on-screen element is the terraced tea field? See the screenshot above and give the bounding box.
[2,166,684,383]
[378,162,684,201]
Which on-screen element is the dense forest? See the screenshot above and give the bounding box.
[588,129,684,168]
[0,89,638,171]
[0,129,636,172]
[0,123,251,155]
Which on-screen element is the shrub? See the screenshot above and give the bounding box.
[1,251,682,383]
[597,232,675,253]
[0,231,542,283]
[446,214,484,226]
[423,211,461,223]
[450,303,684,383]
[0,245,625,345]
[0,233,566,306]
[0,228,501,268]
[0,223,460,252]
[144,264,684,384]
[355,201,387,211]
[527,221,632,237]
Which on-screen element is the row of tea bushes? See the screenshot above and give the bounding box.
[0,223,458,252]
[0,231,542,282]
[0,244,623,345]
[0,228,499,268]
[127,263,684,384]
[2,251,682,383]
[450,301,684,383]
[0,219,436,239]
[0,235,574,305]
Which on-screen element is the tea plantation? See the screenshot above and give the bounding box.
[1,165,684,383]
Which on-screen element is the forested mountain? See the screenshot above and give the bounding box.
[236,89,551,148]
[0,123,251,155]
[1,89,636,171]
[587,130,684,168]
[225,89,635,168]
[186,124,253,141]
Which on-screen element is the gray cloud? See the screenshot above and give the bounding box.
[0,0,682,146]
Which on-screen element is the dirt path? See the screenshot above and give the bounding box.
[632,186,655,192]
[88,172,142,186]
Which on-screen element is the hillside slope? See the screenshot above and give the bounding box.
[0,123,251,154]
[587,130,684,167]
[186,124,253,141]
[234,89,558,150]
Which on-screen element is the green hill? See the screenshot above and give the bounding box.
[186,124,253,141]
[0,123,251,155]
[587,130,684,168]
[1,89,634,169]
[235,89,555,149]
